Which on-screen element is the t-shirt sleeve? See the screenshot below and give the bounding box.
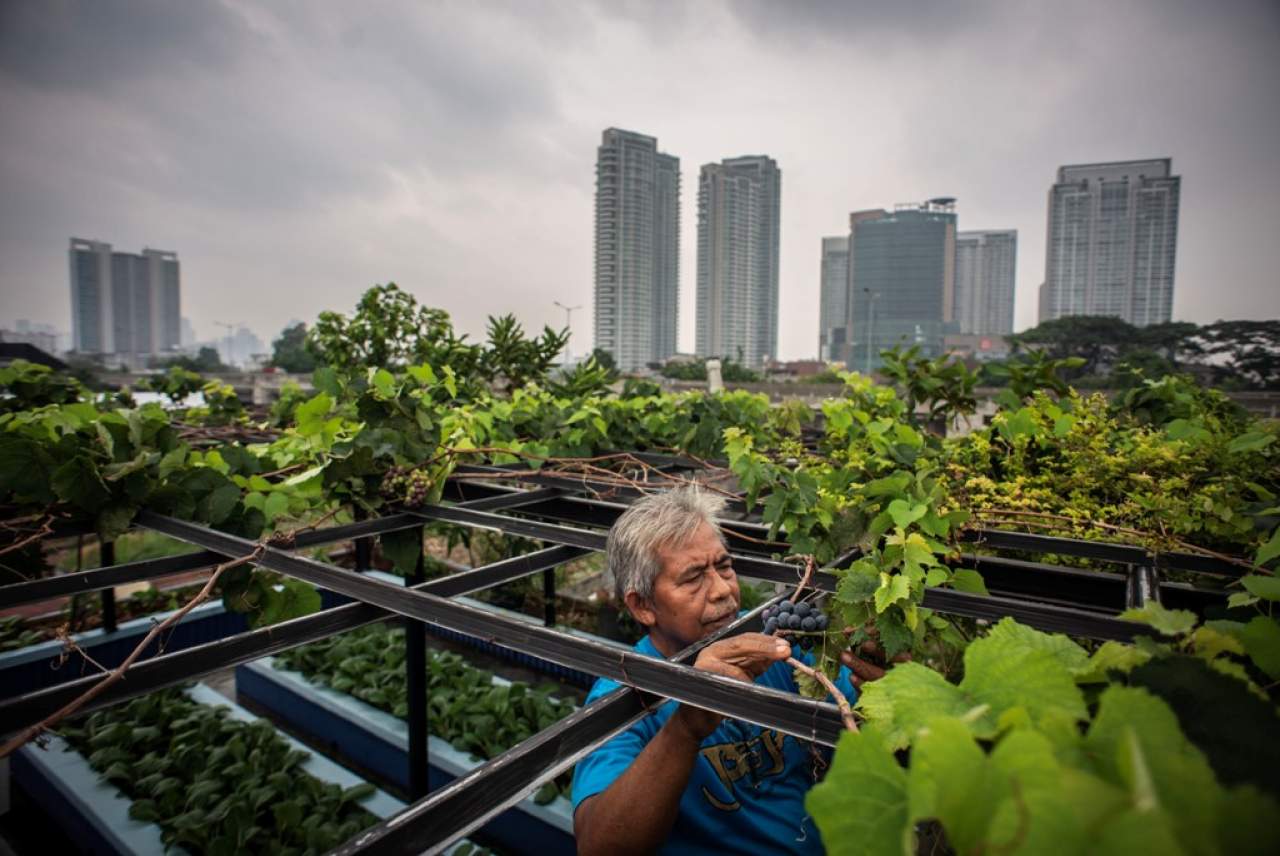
[570,720,651,812]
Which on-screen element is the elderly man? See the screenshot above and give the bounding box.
[571,487,860,855]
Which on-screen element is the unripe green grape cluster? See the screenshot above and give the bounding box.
[381,465,435,507]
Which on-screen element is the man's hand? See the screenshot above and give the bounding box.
[670,633,792,741]
[840,631,912,687]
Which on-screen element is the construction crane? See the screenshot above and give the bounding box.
[215,320,244,368]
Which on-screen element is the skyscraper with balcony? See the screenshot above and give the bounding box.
[593,128,680,372]
[695,155,781,367]
[954,230,1017,336]
[847,200,957,371]
[818,236,850,362]
[69,238,180,359]
[1041,158,1180,327]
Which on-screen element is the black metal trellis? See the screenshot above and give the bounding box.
[0,463,1245,856]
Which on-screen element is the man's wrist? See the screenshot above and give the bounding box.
[666,706,713,748]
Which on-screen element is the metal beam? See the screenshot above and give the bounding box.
[133,512,850,746]
[0,545,585,734]
[0,513,425,610]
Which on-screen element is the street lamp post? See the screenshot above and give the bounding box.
[863,290,879,376]
[553,301,582,365]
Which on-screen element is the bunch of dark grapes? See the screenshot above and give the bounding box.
[381,465,434,507]
[761,599,829,650]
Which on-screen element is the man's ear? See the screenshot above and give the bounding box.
[624,592,657,628]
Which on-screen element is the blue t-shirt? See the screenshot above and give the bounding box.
[571,634,857,855]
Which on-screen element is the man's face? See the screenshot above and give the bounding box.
[628,521,740,656]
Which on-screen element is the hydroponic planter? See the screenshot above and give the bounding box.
[11,684,404,856]
[321,569,629,688]
[0,600,248,696]
[236,655,576,855]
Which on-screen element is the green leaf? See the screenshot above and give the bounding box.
[906,717,997,853]
[1227,431,1274,455]
[950,569,989,596]
[874,573,911,613]
[1237,616,1280,680]
[294,393,333,435]
[0,437,52,501]
[1240,574,1280,601]
[1075,641,1152,684]
[1256,527,1280,567]
[806,729,912,856]
[836,565,880,605]
[1084,686,1220,854]
[342,782,376,802]
[985,617,1089,674]
[129,799,160,822]
[370,368,396,398]
[1128,655,1280,798]
[380,527,423,576]
[924,567,949,587]
[959,628,1088,734]
[887,499,927,529]
[856,663,969,750]
[1227,592,1260,610]
[52,455,110,512]
[1118,603,1197,637]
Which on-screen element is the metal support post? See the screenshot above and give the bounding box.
[100,541,117,634]
[353,507,372,573]
[543,566,556,628]
[406,526,429,800]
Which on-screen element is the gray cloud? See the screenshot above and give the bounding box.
[0,0,1277,358]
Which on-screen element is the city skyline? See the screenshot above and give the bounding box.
[1,2,1277,361]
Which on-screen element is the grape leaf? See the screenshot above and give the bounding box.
[1083,686,1219,855]
[959,628,1088,733]
[1237,616,1280,680]
[950,569,989,596]
[874,573,911,612]
[1128,655,1280,798]
[806,728,912,856]
[907,717,996,853]
[856,663,969,750]
[1240,574,1280,602]
[1118,603,1197,636]
[985,618,1089,675]
[1072,643,1151,685]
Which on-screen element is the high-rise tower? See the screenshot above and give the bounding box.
[1041,159,1180,326]
[593,128,680,372]
[954,230,1017,336]
[695,155,781,367]
[69,238,180,359]
[818,236,850,362]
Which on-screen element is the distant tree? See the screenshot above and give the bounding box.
[1007,316,1137,376]
[1133,321,1204,369]
[479,314,567,389]
[155,347,228,373]
[658,357,761,383]
[1194,320,1280,389]
[307,283,473,371]
[589,347,616,373]
[270,323,317,373]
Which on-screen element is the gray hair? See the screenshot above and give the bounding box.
[606,486,727,603]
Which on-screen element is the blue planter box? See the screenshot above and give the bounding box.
[11,684,405,856]
[0,601,249,698]
[237,656,577,856]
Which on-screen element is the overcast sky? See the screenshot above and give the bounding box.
[1,0,1278,360]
